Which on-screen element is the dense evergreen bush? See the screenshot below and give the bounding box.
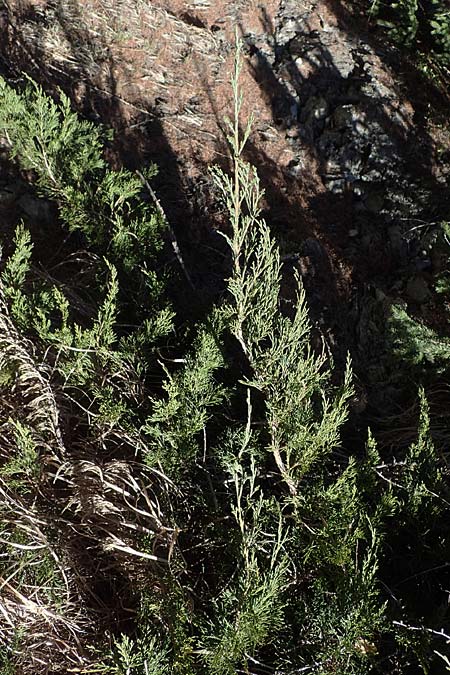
[0,44,449,675]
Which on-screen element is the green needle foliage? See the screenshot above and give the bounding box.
[387,221,450,380]
[211,44,353,493]
[144,327,226,477]
[0,39,449,675]
[0,76,163,269]
[369,0,450,64]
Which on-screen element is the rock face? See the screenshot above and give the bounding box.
[268,0,440,223]
[2,0,448,240]
[239,0,449,381]
[241,0,449,343]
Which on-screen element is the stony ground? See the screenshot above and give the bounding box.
[1,0,450,412]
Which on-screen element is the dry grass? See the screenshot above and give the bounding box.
[3,0,225,91]
[0,478,94,674]
[0,288,65,460]
[0,282,177,671]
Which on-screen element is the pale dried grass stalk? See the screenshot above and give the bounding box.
[0,286,66,458]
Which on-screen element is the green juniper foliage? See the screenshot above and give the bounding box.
[0,421,39,491]
[0,40,449,675]
[388,303,450,371]
[369,0,450,63]
[0,76,175,672]
[107,633,170,675]
[370,0,419,45]
[403,388,443,515]
[144,327,226,477]
[211,45,353,493]
[200,410,288,675]
[1,223,33,328]
[0,76,163,268]
[387,222,450,378]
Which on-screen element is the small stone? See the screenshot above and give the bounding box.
[294,56,315,78]
[303,96,329,122]
[287,159,303,178]
[355,120,369,136]
[324,158,341,175]
[349,228,359,237]
[326,178,346,193]
[406,277,431,304]
[314,99,328,120]
[279,18,299,46]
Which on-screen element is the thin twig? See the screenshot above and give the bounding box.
[393,620,450,642]
[135,169,195,289]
